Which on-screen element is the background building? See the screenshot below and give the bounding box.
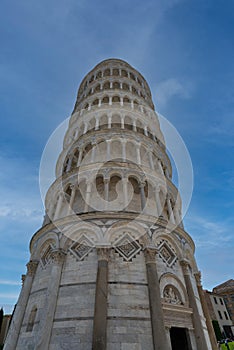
[0,315,11,349]
[213,280,234,324]
[4,59,216,350]
[204,290,234,340]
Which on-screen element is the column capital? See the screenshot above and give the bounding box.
[78,141,84,149]
[194,271,202,287]
[139,181,146,188]
[70,183,77,190]
[120,137,127,143]
[180,259,190,275]
[96,247,111,261]
[21,274,26,286]
[103,168,110,181]
[57,190,63,197]
[154,186,161,193]
[91,136,96,145]
[26,260,39,276]
[122,176,128,183]
[50,249,66,265]
[144,246,158,264]
[86,178,94,187]
[139,233,151,247]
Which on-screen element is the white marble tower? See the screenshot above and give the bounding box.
[4,59,217,350]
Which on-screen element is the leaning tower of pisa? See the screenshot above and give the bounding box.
[5,59,217,350]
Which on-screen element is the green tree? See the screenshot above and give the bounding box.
[212,320,222,341]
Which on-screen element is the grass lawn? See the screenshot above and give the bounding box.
[221,342,234,350]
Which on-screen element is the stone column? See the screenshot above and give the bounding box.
[4,261,38,350]
[122,139,126,161]
[84,181,92,212]
[104,178,109,210]
[67,184,76,215]
[95,117,99,130]
[149,151,154,170]
[84,123,88,133]
[74,129,79,139]
[47,204,54,223]
[154,188,162,217]
[122,177,129,209]
[77,147,83,166]
[139,181,146,211]
[91,142,97,163]
[194,272,218,350]
[66,156,73,172]
[152,189,159,217]
[121,115,124,128]
[173,203,181,226]
[166,197,175,224]
[106,140,111,160]
[136,143,141,164]
[54,191,64,220]
[180,260,209,350]
[92,248,110,350]
[158,159,164,176]
[144,247,171,350]
[108,115,111,128]
[36,249,66,350]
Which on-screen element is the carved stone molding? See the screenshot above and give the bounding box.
[26,260,39,276]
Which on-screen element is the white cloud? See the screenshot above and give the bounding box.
[155,78,192,107]
[185,214,233,248]
[0,204,42,221]
[0,293,19,299]
[0,280,21,286]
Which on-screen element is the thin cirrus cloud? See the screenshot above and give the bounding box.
[0,280,21,286]
[155,78,192,107]
[186,215,234,248]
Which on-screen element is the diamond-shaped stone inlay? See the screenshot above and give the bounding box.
[69,234,94,261]
[41,245,53,267]
[158,240,177,267]
[114,233,141,261]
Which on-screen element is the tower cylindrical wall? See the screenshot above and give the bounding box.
[5,59,213,350]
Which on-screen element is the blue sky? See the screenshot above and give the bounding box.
[0,0,234,314]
